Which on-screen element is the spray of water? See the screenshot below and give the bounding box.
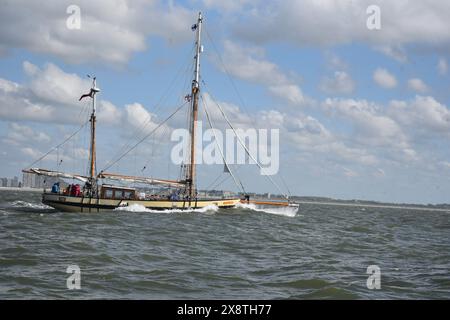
[114,203,219,214]
[235,202,298,217]
[9,201,52,210]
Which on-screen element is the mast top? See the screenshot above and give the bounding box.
[88,75,100,93]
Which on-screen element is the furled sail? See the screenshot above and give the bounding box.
[97,172,186,188]
[23,168,89,183]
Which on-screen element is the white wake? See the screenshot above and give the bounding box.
[235,202,298,217]
[114,203,219,214]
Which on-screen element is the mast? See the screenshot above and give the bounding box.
[88,77,100,181]
[188,11,203,199]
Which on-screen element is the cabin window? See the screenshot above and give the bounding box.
[104,189,113,199]
[124,191,133,199]
[114,190,124,199]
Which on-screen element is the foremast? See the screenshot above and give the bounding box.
[187,12,203,200]
[88,77,100,195]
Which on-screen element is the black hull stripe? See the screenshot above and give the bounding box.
[43,200,236,211]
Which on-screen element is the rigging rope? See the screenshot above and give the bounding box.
[279,174,292,198]
[201,95,246,194]
[204,29,258,129]
[204,172,224,191]
[25,119,90,169]
[100,101,189,173]
[210,174,231,191]
[107,43,197,167]
[204,87,289,200]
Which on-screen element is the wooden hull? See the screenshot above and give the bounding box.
[42,192,240,212]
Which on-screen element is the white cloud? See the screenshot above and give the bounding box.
[323,98,408,149]
[231,0,450,57]
[388,95,450,135]
[202,0,254,12]
[0,0,195,65]
[20,147,42,159]
[218,40,305,106]
[373,68,397,89]
[439,161,450,169]
[123,102,173,140]
[324,52,348,70]
[268,84,305,105]
[199,93,260,132]
[320,71,355,94]
[98,100,123,125]
[284,112,379,167]
[0,78,19,93]
[198,92,379,169]
[0,61,121,125]
[24,61,90,105]
[438,57,448,75]
[407,78,429,94]
[375,45,408,63]
[343,167,358,178]
[125,103,153,130]
[220,41,284,84]
[2,123,51,146]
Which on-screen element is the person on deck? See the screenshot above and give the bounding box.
[51,182,60,194]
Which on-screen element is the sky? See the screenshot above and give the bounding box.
[0,0,450,204]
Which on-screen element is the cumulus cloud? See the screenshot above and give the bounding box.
[407,78,429,94]
[202,0,255,12]
[375,45,408,63]
[122,102,180,143]
[438,57,448,75]
[217,40,305,106]
[0,0,195,65]
[320,71,355,94]
[0,61,121,125]
[324,52,348,70]
[323,98,408,149]
[2,123,51,146]
[388,95,450,136]
[231,0,450,58]
[197,91,378,169]
[282,111,379,167]
[373,68,397,89]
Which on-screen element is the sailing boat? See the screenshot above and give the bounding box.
[22,12,296,212]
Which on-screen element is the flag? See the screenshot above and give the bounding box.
[184,94,191,102]
[79,89,94,101]
[191,24,197,31]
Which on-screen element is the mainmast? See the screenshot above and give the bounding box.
[188,12,203,199]
[88,77,100,182]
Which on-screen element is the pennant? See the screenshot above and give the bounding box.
[191,24,197,31]
[79,88,94,101]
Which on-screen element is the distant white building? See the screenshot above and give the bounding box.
[22,172,62,189]
[0,176,20,187]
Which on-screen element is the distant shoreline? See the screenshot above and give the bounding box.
[1,187,448,212]
[293,200,450,213]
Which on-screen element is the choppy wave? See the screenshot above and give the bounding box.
[114,203,219,214]
[1,190,449,300]
[117,202,299,217]
[235,202,298,217]
[9,200,51,210]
